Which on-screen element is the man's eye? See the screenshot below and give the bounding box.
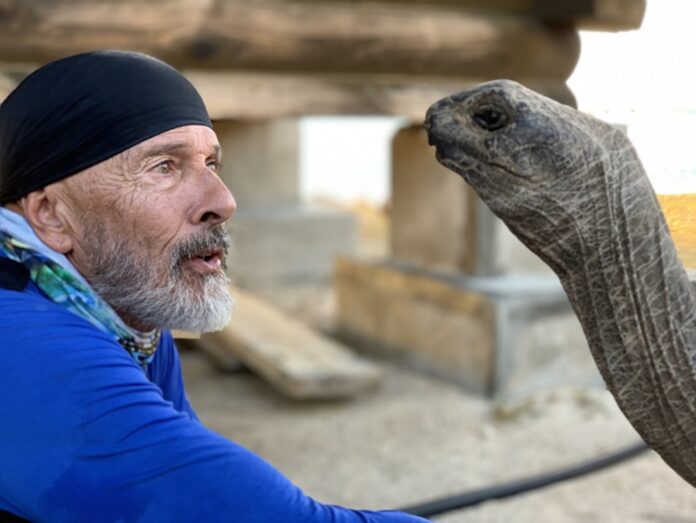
[154,160,174,173]
[207,161,220,173]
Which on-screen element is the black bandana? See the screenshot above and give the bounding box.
[0,50,212,204]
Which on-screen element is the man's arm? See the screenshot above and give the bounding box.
[0,294,428,522]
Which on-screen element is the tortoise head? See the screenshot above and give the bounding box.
[424,80,625,221]
[424,80,643,274]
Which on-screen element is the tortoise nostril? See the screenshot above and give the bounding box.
[472,106,509,131]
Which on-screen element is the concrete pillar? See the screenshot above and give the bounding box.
[390,123,550,276]
[214,119,357,288]
[390,124,476,273]
[216,119,300,209]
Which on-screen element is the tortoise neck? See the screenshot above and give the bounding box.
[559,142,696,485]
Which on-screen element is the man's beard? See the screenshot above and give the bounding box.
[84,222,235,333]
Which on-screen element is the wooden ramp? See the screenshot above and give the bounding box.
[196,287,383,399]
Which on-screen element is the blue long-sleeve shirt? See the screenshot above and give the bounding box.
[0,280,429,522]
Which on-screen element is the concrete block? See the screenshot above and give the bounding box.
[334,257,599,396]
[335,257,494,394]
[228,204,357,287]
[502,309,603,397]
[214,119,300,208]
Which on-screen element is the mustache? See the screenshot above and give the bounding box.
[170,225,230,270]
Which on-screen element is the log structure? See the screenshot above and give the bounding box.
[0,0,648,397]
[0,1,580,78]
[0,0,645,117]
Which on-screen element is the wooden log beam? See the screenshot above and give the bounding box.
[299,0,647,31]
[187,72,576,120]
[0,0,579,78]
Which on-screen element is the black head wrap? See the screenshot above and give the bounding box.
[0,50,212,204]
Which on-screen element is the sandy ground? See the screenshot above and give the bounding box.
[181,203,696,521]
[182,348,696,522]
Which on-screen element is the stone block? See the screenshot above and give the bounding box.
[334,257,600,396]
[335,257,494,394]
[227,205,357,287]
[214,119,300,208]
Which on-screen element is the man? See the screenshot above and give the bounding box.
[0,51,428,522]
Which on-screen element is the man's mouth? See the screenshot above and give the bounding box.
[186,248,225,273]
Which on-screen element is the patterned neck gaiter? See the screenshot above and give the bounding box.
[0,230,160,370]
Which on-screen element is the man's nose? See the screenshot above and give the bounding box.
[195,170,237,226]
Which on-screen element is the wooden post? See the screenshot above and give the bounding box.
[389,123,554,276]
[213,119,357,287]
[215,119,300,208]
[390,124,478,273]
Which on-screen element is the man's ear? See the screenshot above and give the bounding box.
[20,189,74,254]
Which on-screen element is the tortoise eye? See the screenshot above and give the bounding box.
[472,107,509,131]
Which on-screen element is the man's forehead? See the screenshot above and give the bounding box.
[130,126,220,159]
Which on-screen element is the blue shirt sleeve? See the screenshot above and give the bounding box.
[0,291,429,523]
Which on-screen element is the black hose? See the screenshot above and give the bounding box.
[399,440,649,518]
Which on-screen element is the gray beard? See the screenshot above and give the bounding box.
[85,223,235,333]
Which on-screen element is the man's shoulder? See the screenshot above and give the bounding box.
[0,284,78,319]
[0,285,114,344]
[0,286,147,392]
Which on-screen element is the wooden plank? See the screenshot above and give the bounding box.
[0,0,579,78]
[188,72,577,120]
[177,337,245,374]
[202,287,383,399]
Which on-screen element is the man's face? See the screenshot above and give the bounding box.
[62,125,237,332]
